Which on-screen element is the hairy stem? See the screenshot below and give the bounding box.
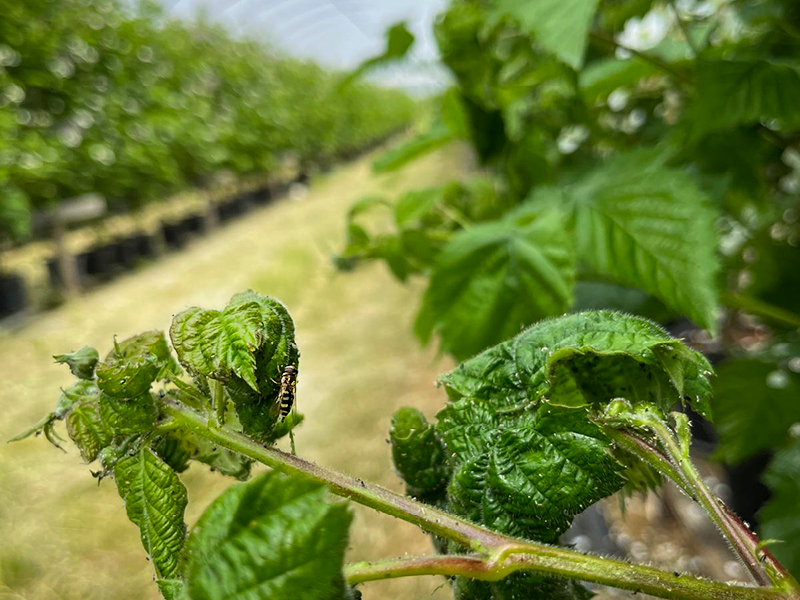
[601,426,695,497]
[211,379,226,426]
[610,426,762,575]
[645,419,797,591]
[162,400,795,600]
[345,555,787,600]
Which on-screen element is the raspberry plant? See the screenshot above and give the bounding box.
[337,0,800,582]
[14,291,800,600]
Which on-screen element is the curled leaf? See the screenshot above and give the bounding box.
[97,331,174,398]
[440,310,713,418]
[390,408,450,494]
[98,392,158,435]
[170,291,299,441]
[54,346,99,380]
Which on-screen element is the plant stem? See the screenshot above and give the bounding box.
[345,555,786,600]
[161,399,794,600]
[669,0,700,58]
[210,379,226,426]
[610,426,765,579]
[722,292,800,329]
[601,426,695,497]
[589,32,693,85]
[646,419,796,590]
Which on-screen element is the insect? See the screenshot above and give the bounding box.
[277,365,297,422]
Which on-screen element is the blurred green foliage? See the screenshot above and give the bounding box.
[0,0,414,242]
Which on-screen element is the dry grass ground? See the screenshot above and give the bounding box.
[0,146,467,600]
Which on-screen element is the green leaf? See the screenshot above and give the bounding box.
[99,392,158,436]
[170,291,297,393]
[170,291,299,441]
[372,122,454,173]
[438,401,624,542]
[416,208,576,360]
[741,222,800,320]
[440,310,714,418]
[394,188,442,227]
[760,440,800,578]
[525,150,720,332]
[10,381,102,449]
[341,21,414,86]
[67,402,112,462]
[152,435,193,474]
[0,186,32,241]
[182,472,352,600]
[390,408,450,494]
[579,40,693,103]
[115,449,188,581]
[192,437,253,481]
[157,579,184,600]
[97,331,174,398]
[57,380,99,417]
[8,412,58,444]
[490,0,601,69]
[712,360,800,464]
[694,59,800,135]
[170,302,264,391]
[54,346,99,380]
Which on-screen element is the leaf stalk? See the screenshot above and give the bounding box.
[161,399,796,600]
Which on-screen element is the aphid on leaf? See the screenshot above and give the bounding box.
[277,365,297,422]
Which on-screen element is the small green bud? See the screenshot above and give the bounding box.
[389,407,449,492]
[54,346,99,380]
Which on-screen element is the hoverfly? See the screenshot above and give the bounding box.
[277,364,297,422]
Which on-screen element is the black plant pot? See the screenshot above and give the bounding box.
[132,233,158,259]
[179,213,206,236]
[216,200,236,222]
[0,272,28,317]
[162,221,187,249]
[249,186,272,204]
[218,196,251,222]
[85,244,118,280]
[111,237,139,270]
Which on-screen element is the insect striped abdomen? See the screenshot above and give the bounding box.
[277,365,297,422]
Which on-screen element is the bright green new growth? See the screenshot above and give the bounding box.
[14,291,302,599]
[170,290,299,441]
[53,346,99,380]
